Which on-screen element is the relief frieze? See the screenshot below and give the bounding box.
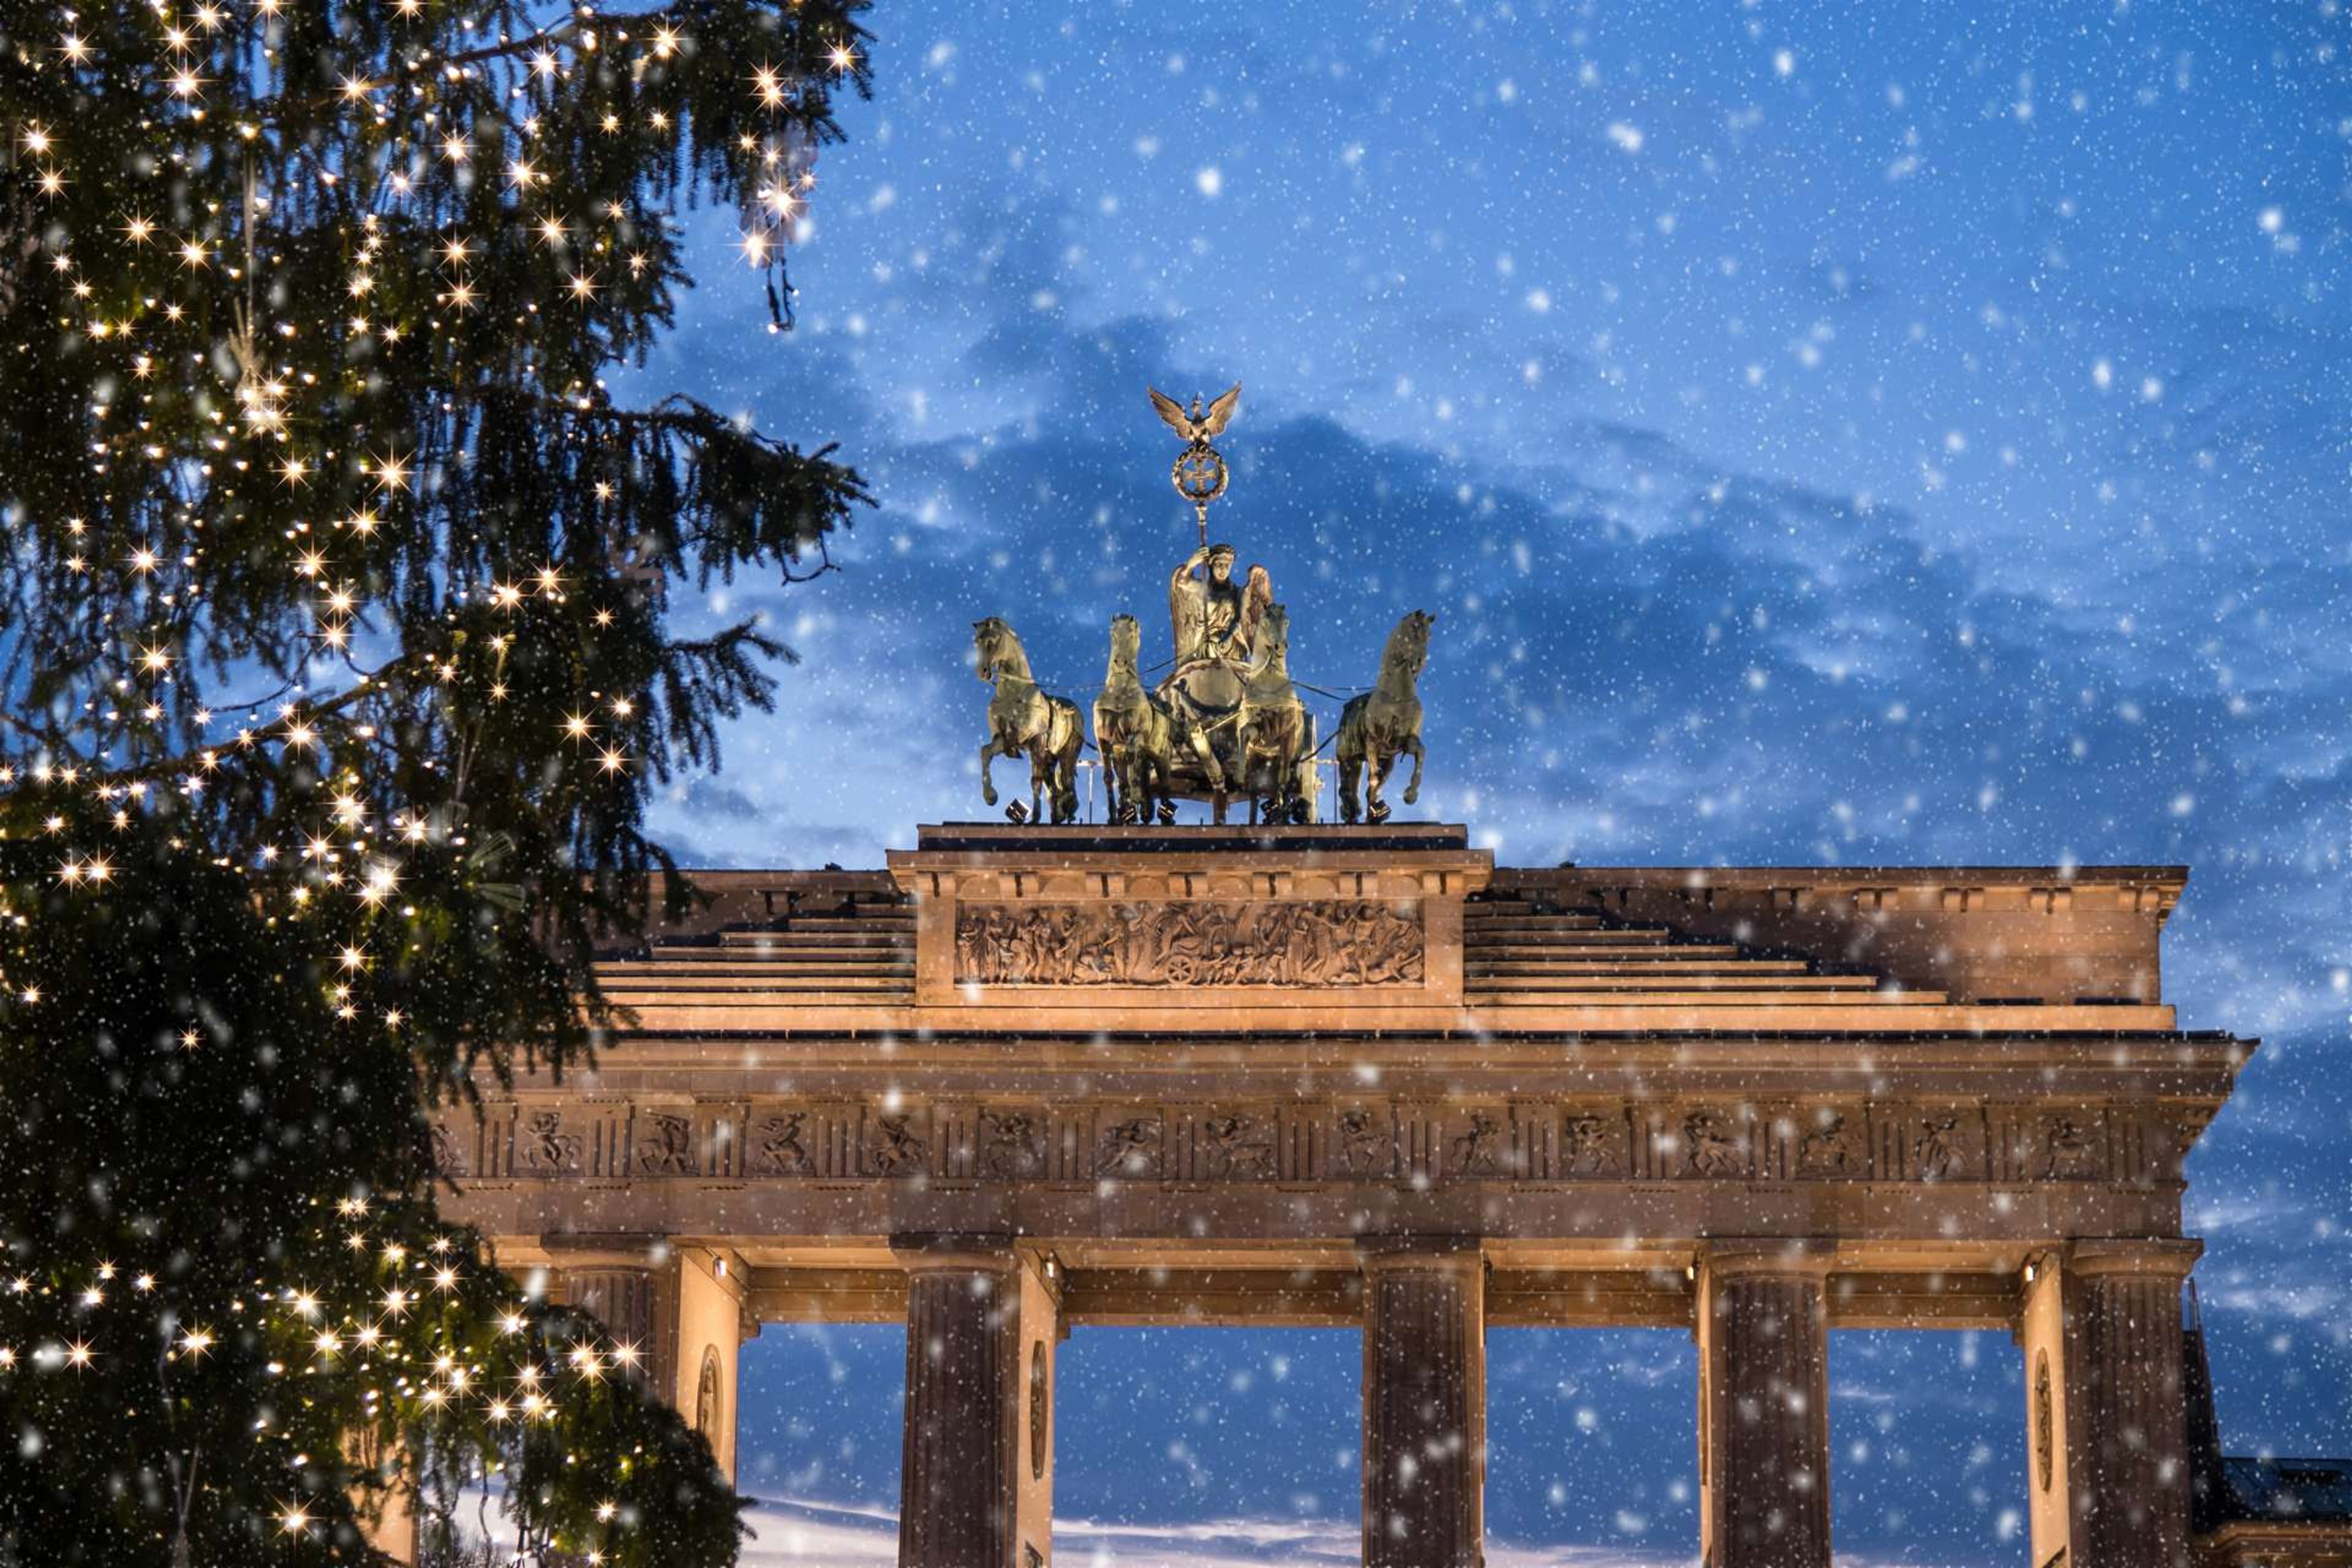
[1330,1107,1394,1178]
[474,1096,2146,1193]
[751,1110,816,1177]
[979,1109,1047,1180]
[954,900,1424,987]
[1095,1115,1164,1178]
[636,1112,696,1177]
[1682,1110,1749,1178]
[1796,1110,1859,1179]
[867,1112,929,1178]
[429,1122,469,1179]
[1447,1111,1508,1178]
[517,1109,582,1175]
[2041,1113,2103,1180]
[1197,1111,1278,1179]
[1914,1112,1968,1181]
[1558,1110,1627,1178]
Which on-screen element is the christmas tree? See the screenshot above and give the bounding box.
[0,3,873,1561]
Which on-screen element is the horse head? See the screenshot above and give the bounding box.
[972,617,1013,682]
[1387,609,1434,677]
[1109,612,1142,666]
[1253,604,1291,671]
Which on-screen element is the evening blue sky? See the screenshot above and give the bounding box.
[618,2,2352,1561]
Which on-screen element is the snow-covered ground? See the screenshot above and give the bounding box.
[727,1493,1964,1567]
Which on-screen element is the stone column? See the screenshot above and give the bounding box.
[895,1237,1060,1568]
[1696,1243,1833,1568]
[1360,1240,1486,1568]
[553,1248,752,1481]
[565,1263,663,1375]
[670,1248,750,1483]
[2018,1241,2199,1568]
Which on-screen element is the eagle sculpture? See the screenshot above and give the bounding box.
[1148,382,1242,444]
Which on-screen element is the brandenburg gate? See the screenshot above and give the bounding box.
[437,826,2291,1568]
[427,390,2348,1567]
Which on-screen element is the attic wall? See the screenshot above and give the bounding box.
[1497,867,2183,1005]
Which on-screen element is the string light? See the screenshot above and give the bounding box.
[6,2,871,1555]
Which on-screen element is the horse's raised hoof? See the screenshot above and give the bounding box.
[1402,786,1420,806]
[1367,799,1392,824]
[1005,800,1030,824]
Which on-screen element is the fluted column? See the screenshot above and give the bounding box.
[1361,1240,1486,1568]
[556,1248,747,1481]
[565,1264,663,1374]
[895,1237,1060,1568]
[2020,1241,2199,1568]
[1696,1243,1833,1568]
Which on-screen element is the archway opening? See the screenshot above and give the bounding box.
[1828,1328,2026,1566]
[733,1322,908,1560]
[1052,1325,1361,1562]
[1484,1327,1698,1559]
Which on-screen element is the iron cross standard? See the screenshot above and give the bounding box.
[1148,381,1241,546]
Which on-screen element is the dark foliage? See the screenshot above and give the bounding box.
[0,3,875,1562]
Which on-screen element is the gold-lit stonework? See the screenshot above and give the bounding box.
[420,818,2352,1568]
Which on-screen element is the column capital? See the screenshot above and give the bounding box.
[538,1232,670,1271]
[681,1246,750,1304]
[1355,1234,1485,1275]
[2064,1238,2201,1282]
[891,1231,1023,1274]
[1698,1238,1836,1281]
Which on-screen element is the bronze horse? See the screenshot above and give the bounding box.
[1336,609,1433,824]
[974,617,1083,824]
[1235,603,1316,824]
[1093,613,1179,824]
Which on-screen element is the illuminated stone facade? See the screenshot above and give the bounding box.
[426,823,2351,1568]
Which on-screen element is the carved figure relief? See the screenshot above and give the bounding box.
[2034,1351,2055,1493]
[1028,1341,1050,1482]
[1560,1113,1621,1177]
[981,1110,1047,1180]
[1683,1112,1746,1178]
[1915,1114,1963,1181]
[1333,1108,1393,1177]
[954,900,1423,988]
[1095,1117,1163,1178]
[1199,1112,1276,1179]
[1449,1112,1505,1177]
[696,1346,723,1446]
[636,1112,696,1177]
[752,1112,815,1176]
[1797,1112,1855,1177]
[429,1123,467,1178]
[517,1110,581,1175]
[869,1114,928,1177]
[2043,1115,2100,1180]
